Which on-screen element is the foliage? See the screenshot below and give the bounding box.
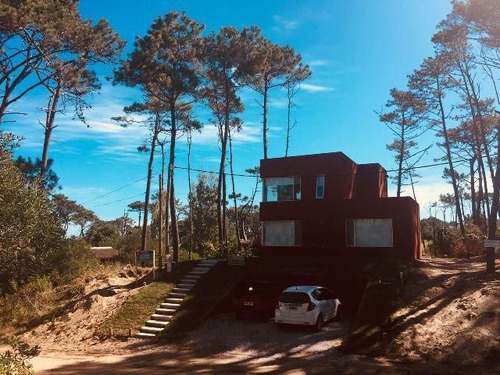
[85,220,120,247]
[0,338,40,375]
[0,151,65,290]
[0,0,124,123]
[188,173,219,257]
[14,156,60,193]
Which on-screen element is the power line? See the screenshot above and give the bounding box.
[81,176,148,205]
[174,165,258,178]
[173,158,469,179]
[83,158,468,210]
[90,193,145,208]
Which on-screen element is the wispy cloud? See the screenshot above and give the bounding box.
[299,83,334,93]
[309,59,329,67]
[273,15,299,31]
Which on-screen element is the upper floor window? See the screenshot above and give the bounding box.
[316,175,325,198]
[263,177,301,202]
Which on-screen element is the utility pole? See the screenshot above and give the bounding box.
[158,174,163,270]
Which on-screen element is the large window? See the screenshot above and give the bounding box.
[262,221,302,246]
[346,219,393,247]
[263,177,301,202]
[316,175,325,198]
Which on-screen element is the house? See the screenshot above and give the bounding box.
[259,152,421,259]
[91,246,118,260]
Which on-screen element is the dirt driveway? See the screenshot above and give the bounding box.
[32,313,376,374]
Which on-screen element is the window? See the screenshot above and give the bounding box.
[262,221,302,246]
[279,292,310,304]
[346,219,393,247]
[263,177,301,202]
[316,175,325,198]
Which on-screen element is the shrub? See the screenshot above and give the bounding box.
[0,338,40,375]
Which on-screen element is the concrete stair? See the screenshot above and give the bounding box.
[136,259,221,339]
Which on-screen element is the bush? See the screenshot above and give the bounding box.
[433,224,485,258]
[48,238,100,285]
[0,276,54,328]
[0,154,65,291]
[0,338,40,375]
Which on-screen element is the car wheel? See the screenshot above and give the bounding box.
[235,310,243,320]
[275,322,284,330]
[314,314,324,332]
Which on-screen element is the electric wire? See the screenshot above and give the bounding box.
[81,157,470,209]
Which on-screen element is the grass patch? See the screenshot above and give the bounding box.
[98,261,197,338]
[99,281,174,337]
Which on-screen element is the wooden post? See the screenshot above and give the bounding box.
[158,174,163,271]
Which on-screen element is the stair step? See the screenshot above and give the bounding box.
[173,287,191,293]
[140,326,164,334]
[165,297,184,303]
[146,320,170,328]
[195,264,213,268]
[199,260,219,264]
[160,302,180,309]
[169,292,187,298]
[179,279,197,284]
[151,314,172,321]
[177,283,195,289]
[191,268,209,273]
[136,332,157,338]
[188,272,207,276]
[156,307,177,314]
[184,275,201,279]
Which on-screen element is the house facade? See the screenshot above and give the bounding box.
[259,152,421,259]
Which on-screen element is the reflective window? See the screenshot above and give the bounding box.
[316,175,325,198]
[262,221,301,246]
[346,219,393,247]
[263,177,301,202]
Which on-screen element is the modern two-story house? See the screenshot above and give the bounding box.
[259,152,421,259]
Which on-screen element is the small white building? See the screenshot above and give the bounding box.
[91,246,118,260]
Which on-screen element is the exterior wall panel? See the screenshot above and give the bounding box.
[260,152,421,259]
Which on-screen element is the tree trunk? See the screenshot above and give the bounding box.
[397,115,406,198]
[470,157,478,225]
[486,117,500,274]
[158,173,163,270]
[285,81,292,157]
[228,128,241,250]
[41,84,61,178]
[140,114,160,252]
[187,130,193,261]
[263,79,269,159]
[437,83,465,236]
[169,106,180,263]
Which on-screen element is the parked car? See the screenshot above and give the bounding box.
[233,280,282,320]
[275,286,340,331]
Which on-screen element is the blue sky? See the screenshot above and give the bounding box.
[7,0,455,222]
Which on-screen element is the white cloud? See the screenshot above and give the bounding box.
[299,83,334,93]
[309,59,329,67]
[389,181,453,218]
[273,15,299,31]
[190,122,261,147]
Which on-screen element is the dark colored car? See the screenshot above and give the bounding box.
[233,280,282,320]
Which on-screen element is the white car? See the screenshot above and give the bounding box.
[274,286,341,331]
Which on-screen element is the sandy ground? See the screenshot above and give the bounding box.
[10,258,500,374]
[22,265,148,355]
[388,257,500,366]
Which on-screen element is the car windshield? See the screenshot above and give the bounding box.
[279,291,310,304]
